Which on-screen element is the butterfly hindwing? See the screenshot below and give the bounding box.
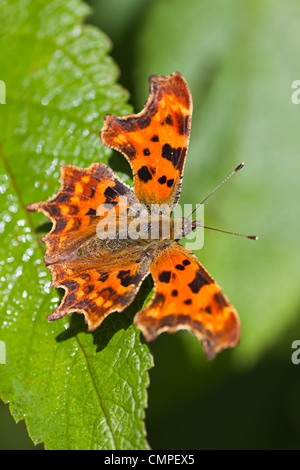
[47,257,151,331]
[134,242,240,359]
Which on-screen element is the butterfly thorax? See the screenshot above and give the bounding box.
[73,213,195,262]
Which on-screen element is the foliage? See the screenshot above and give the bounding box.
[1,0,300,450]
[0,0,152,450]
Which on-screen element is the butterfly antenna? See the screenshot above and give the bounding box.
[191,221,258,240]
[187,162,244,219]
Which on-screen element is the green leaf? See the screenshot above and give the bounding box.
[0,0,153,450]
[134,0,300,364]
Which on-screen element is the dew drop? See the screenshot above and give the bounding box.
[15,266,23,278]
[9,204,18,213]
[72,99,80,107]
[0,184,7,194]
[3,214,12,223]
[38,271,47,278]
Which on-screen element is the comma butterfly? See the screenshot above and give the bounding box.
[27,72,240,359]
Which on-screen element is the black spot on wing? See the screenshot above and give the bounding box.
[104,186,118,207]
[158,271,171,283]
[117,270,136,287]
[98,272,109,282]
[165,114,173,125]
[84,285,94,294]
[137,165,152,183]
[86,208,97,216]
[158,175,167,185]
[182,259,191,266]
[104,186,117,200]
[175,264,185,271]
[161,143,184,169]
[119,143,136,160]
[188,270,210,294]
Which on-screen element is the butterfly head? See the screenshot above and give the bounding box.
[173,218,202,240]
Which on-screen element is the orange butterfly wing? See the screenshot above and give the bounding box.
[134,242,240,360]
[27,163,151,330]
[101,72,192,210]
[27,162,138,264]
[47,258,151,331]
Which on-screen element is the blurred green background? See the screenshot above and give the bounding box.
[1,0,300,449]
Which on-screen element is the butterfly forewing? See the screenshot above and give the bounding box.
[101,72,192,210]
